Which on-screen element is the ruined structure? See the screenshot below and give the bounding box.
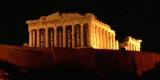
[120,36,142,51]
[26,12,141,51]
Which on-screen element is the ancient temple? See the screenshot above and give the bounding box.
[120,36,142,51]
[26,12,142,51]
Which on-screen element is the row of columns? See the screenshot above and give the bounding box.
[29,23,89,48]
[92,26,118,49]
[126,42,140,51]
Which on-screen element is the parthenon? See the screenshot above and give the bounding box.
[26,12,142,51]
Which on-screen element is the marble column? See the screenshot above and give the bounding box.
[103,30,106,49]
[93,26,96,47]
[93,26,95,47]
[137,46,139,51]
[97,28,99,48]
[132,44,134,51]
[32,30,36,47]
[128,42,130,50]
[95,26,98,47]
[81,24,84,48]
[135,45,136,51]
[116,40,119,49]
[134,45,136,51]
[127,42,130,50]
[54,27,57,47]
[138,46,140,51]
[115,41,117,49]
[100,28,102,49]
[100,28,102,48]
[129,43,131,50]
[45,28,49,47]
[106,31,109,49]
[108,32,110,49]
[112,33,115,49]
[130,43,132,50]
[63,27,66,48]
[97,27,99,48]
[72,25,75,48]
[101,29,104,48]
[101,29,103,48]
[136,46,139,51]
[29,30,32,47]
[36,29,40,47]
[109,32,112,49]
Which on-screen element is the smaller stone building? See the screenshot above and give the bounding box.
[120,36,142,51]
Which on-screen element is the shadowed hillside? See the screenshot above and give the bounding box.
[0,44,160,79]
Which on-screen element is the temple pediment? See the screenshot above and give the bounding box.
[46,12,61,21]
[61,13,83,18]
[45,12,94,21]
[26,12,96,23]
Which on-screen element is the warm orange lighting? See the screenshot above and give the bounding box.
[26,12,142,51]
[120,36,142,51]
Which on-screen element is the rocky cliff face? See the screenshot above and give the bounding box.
[0,44,160,79]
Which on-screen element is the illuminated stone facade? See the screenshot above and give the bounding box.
[26,12,119,49]
[120,36,142,51]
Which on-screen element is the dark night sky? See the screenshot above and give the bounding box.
[0,0,159,53]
